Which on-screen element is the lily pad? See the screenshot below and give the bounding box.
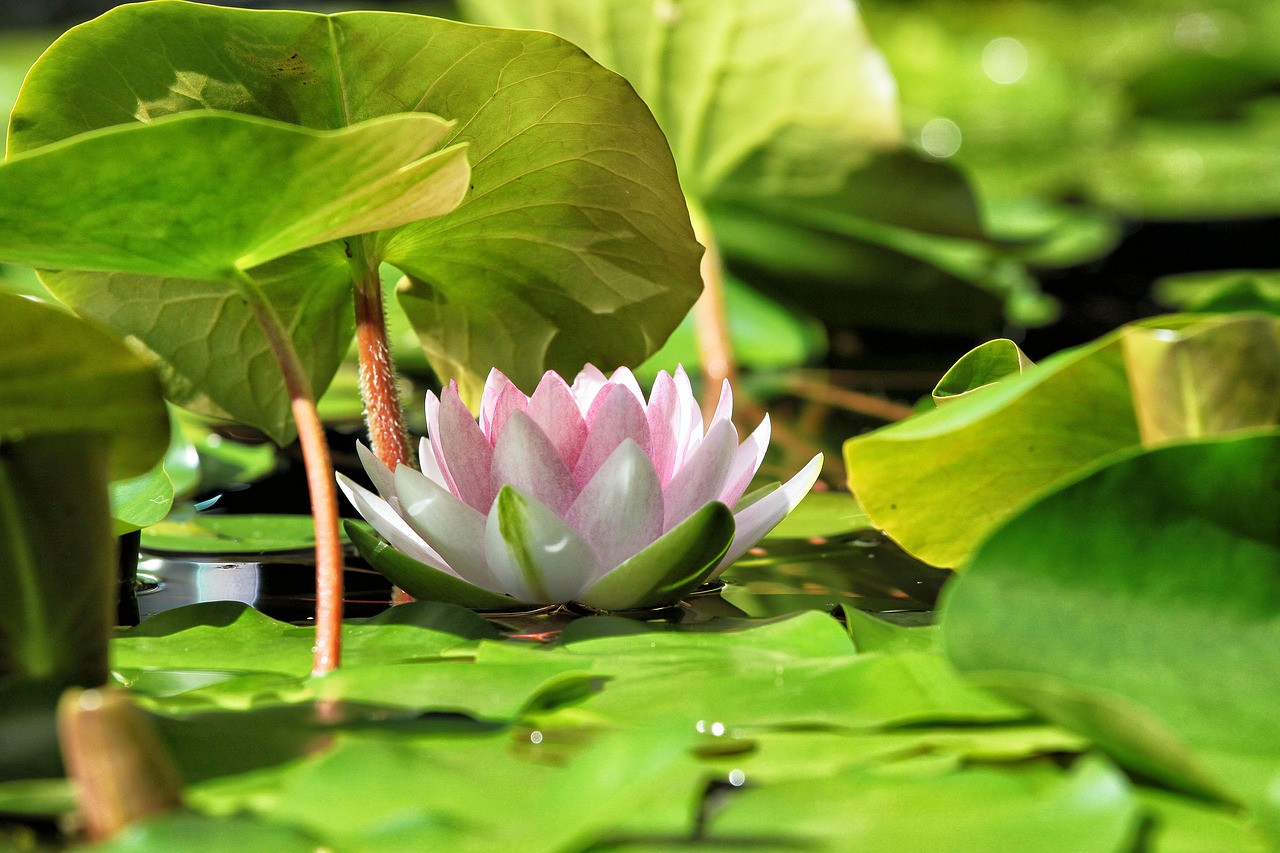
[141,515,332,556]
[941,432,1280,830]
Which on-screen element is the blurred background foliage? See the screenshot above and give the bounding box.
[3,0,1278,400]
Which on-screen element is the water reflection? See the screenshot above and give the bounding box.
[134,529,947,631]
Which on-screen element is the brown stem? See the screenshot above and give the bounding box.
[347,240,415,605]
[236,272,343,675]
[785,375,916,422]
[347,239,413,471]
[688,204,737,421]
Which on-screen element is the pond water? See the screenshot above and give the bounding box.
[133,530,949,634]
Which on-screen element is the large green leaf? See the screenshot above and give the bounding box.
[845,313,1280,568]
[941,433,1280,832]
[47,248,357,442]
[2,112,466,279]
[844,323,1142,567]
[0,108,466,441]
[12,1,701,403]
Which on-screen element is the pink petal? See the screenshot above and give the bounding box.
[606,366,647,406]
[662,417,738,531]
[646,370,680,486]
[575,384,652,487]
[713,453,824,576]
[423,389,455,496]
[355,442,396,500]
[719,414,771,509]
[526,371,588,471]
[491,410,579,515]
[336,473,455,576]
[484,487,599,604]
[570,364,609,415]
[480,369,528,444]
[437,383,496,512]
[394,465,505,592]
[566,439,664,576]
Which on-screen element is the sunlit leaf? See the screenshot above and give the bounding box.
[933,339,1034,405]
[14,1,701,405]
[710,756,1139,852]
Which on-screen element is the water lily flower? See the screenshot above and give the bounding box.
[340,365,822,611]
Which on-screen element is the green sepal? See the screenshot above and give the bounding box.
[578,502,735,611]
[344,520,531,612]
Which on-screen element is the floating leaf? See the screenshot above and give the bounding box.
[141,515,332,556]
[942,432,1280,830]
[710,756,1139,852]
[844,322,1143,567]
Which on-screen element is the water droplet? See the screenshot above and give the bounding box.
[729,769,746,787]
[711,722,726,737]
[921,119,962,159]
[696,720,707,733]
[530,730,543,744]
[774,665,785,675]
[982,37,1028,85]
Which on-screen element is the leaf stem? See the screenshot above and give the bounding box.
[688,203,737,420]
[234,271,343,675]
[347,238,414,471]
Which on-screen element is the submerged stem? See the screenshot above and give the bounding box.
[347,239,414,472]
[688,204,737,420]
[234,271,343,675]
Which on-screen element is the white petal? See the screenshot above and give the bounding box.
[570,364,609,415]
[418,436,449,489]
[709,379,733,427]
[713,453,824,576]
[719,414,770,509]
[606,365,647,406]
[565,440,663,576]
[673,364,704,465]
[355,442,396,500]
[394,465,505,592]
[337,473,454,576]
[485,487,600,604]
[662,417,738,531]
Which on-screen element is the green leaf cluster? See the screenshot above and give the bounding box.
[2,1,701,436]
[0,596,1264,849]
